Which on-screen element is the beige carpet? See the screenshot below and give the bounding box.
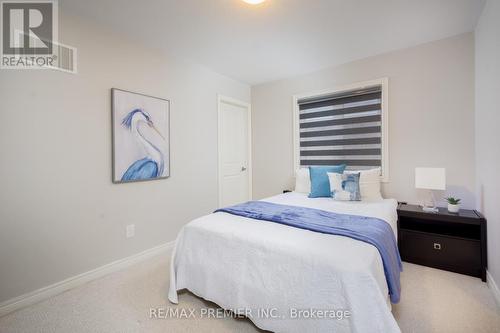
[1,254,499,333]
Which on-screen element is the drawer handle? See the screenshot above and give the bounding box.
[433,243,442,250]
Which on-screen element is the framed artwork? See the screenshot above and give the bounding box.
[112,88,170,183]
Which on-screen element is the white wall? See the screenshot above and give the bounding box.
[0,12,250,303]
[251,33,475,208]
[475,0,500,287]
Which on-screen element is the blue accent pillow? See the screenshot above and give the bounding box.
[308,165,346,198]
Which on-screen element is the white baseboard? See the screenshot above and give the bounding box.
[487,270,500,311]
[0,240,175,317]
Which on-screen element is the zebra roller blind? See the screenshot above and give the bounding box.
[298,85,384,170]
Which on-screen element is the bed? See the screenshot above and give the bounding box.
[168,192,401,333]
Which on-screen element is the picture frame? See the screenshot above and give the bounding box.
[111,88,170,183]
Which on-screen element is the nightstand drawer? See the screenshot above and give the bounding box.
[400,229,481,277]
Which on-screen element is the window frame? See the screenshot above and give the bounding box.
[292,77,389,182]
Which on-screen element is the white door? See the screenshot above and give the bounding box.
[218,96,252,207]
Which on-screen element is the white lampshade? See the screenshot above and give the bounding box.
[415,168,446,190]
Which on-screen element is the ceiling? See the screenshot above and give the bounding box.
[60,0,485,85]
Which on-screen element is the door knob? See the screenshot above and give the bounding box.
[241,167,247,171]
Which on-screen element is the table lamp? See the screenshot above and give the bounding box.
[415,167,446,213]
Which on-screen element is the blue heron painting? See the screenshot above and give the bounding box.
[112,89,170,183]
[121,109,166,181]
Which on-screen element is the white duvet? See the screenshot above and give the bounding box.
[168,192,401,333]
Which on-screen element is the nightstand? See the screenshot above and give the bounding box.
[397,204,487,281]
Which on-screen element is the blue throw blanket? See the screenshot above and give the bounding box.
[215,201,403,303]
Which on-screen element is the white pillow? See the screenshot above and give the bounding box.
[345,168,382,200]
[294,168,311,193]
[328,172,343,194]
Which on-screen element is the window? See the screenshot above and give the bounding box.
[293,78,389,181]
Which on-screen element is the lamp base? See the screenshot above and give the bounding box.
[420,189,439,213]
[422,205,439,213]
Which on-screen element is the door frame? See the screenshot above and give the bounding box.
[217,94,252,208]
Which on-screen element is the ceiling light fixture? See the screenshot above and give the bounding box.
[242,0,266,5]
